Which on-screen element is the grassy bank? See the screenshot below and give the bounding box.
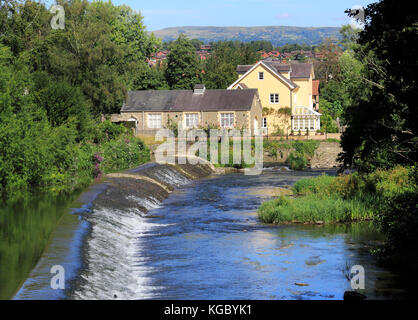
[258,166,416,225]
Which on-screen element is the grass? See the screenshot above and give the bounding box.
[136,134,163,146]
[258,166,416,225]
[258,195,374,224]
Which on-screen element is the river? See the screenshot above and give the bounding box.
[9,164,410,300]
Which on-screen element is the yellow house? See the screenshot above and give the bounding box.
[228,61,321,135]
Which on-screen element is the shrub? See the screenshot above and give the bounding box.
[99,136,149,173]
[287,152,308,170]
[376,191,418,251]
[291,140,320,158]
[261,166,416,230]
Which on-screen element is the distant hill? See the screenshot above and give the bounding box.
[151,26,341,46]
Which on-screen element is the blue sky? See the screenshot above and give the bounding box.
[111,0,376,31]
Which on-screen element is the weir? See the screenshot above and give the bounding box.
[68,163,214,300]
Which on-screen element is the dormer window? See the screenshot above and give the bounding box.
[258,72,264,80]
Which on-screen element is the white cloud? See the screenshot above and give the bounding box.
[277,13,291,19]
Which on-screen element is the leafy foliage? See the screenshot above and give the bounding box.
[340,0,418,171]
[165,34,202,89]
[259,166,416,228]
[0,1,155,200]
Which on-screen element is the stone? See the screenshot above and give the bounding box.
[294,282,309,287]
[343,291,367,300]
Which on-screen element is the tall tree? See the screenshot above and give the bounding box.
[340,0,418,171]
[203,41,259,89]
[165,35,202,89]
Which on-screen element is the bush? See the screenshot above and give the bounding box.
[263,140,320,167]
[259,166,416,231]
[93,120,128,143]
[99,136,149,173]
[287,152,308,170]
[376,191,418,251]
[291,140,320,158]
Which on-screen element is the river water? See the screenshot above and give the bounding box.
[12,165,409,300]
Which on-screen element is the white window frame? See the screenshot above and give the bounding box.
[147,113,162,129]
[269,93,279,104]
[184,113,199,129]
[220,113,234,128]
[258,72,264,80]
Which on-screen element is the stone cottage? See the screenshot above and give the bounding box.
[111,85,263,135]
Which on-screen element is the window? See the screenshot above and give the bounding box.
[148,114,162,129]
[185,113,199,128]
[262,117,267,128]
[270,93,279,104]
[294,119,300,130]
[258,72,264,80]
[220,113,234,128]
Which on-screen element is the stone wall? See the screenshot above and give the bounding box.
[263,141,342,169]
[310,142,342,169]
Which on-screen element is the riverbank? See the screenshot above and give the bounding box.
[258,166,415,224]
[257,166,418,269]
[11,162,214,300]
[0,127,151,300]
[12,166,416,300]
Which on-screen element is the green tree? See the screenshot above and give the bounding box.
[340,0,418,171]
[165,35,202,89]
[131,63,169,90]
[203,41,259,89]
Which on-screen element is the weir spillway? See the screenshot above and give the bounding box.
[68,163,214,299]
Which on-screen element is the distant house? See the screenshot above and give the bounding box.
[111,85,262,135]
[200,44,212,51]
[228,61,321,135]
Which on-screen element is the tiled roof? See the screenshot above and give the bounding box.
[122,89,258,112]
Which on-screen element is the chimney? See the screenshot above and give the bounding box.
[193,84,206,95]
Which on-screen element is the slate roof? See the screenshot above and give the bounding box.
[236,65,253,74]
[289,63,313,79]
[121,89,258,112]
[235,62,313,82]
